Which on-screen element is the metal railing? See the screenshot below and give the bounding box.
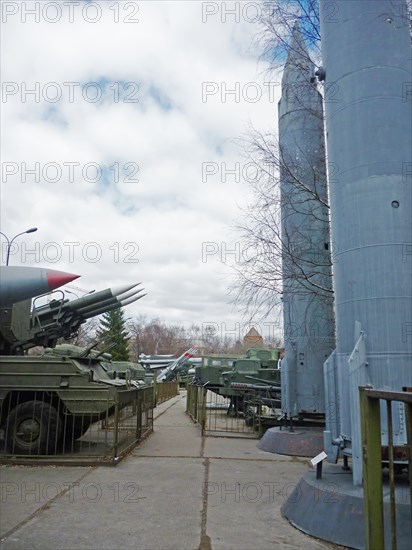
[359,386,412,550]
[186,384,265,438]
[154,380,179,405]
[0,387,154,465]
[186,383,206,431]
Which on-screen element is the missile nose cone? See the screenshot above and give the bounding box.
[116,286,144,302]
[120,293,146,307]
[281,20,312,86]
[111,283,142,297]
[47,269,79,291]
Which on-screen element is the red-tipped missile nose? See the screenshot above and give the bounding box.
[46,269,80,291]
[0,266,80,306]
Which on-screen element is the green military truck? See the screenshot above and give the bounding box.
[0,284,147,455]
[0,346,145,455]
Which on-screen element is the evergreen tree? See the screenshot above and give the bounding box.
[97,308,130,361]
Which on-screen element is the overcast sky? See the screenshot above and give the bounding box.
[1,1,282,341]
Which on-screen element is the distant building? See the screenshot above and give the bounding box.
[243,327,264,348]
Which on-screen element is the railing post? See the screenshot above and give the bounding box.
[386,400,397,550]
[136,389,143,440]
[200,386,207,435]
[360,387,384,549]
[112,394,120,461]
[153,370,158,407]
[405,398,412,528]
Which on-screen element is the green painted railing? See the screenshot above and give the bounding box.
[360,387,412,550]
[154,380,179,405]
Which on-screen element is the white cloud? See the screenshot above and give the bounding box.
[1,0,281,336]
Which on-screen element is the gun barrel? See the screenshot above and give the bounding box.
[245,375,281,387]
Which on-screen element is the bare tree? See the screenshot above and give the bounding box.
[230,126,333,321]
[126,317,245,358]
[231,0,411,324]
[257,0,321,71]
[229,1,335,322]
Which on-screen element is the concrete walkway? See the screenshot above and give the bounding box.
[0,392,335,550]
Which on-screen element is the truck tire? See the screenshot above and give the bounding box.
[5,400,61,455]
[61,415,91,445]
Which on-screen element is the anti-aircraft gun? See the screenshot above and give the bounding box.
[0,282,146,454]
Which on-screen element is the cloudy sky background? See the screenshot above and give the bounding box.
[1,0,283,340]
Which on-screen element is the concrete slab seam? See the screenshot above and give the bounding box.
[198,457,212,550]
[0,467,97,544]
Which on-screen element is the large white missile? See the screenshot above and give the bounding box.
[0,266,79,306]
[278,24,335,418]
[319,0,412,483]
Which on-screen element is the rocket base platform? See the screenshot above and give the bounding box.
[282,464,411,549]
[257,427,324,457]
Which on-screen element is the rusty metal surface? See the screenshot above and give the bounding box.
[258,427,324,457]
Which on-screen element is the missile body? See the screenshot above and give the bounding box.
[0,266,79,306]
[82,292,146,319]
[34,285,145,324]
[319,0,412,483]
[157,347,197,382]
[278,25,335,417]
[1,281,146,354]
[75,284,142,315]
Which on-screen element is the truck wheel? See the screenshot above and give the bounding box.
[5,400,61,455]
[62,415,91,444]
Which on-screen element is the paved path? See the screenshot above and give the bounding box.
[0,393,334,549]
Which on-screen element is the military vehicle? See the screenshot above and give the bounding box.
[219,349,281,417]
[193,354,239,387]
[192,349,281,418]
[0,350,141,454]
[194,349,279,389]
[107,361,154,386]
[221,348,280,388]
[0,278,147,455]
[44,344,153,386]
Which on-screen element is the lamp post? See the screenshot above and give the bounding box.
[0,227,38,265]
